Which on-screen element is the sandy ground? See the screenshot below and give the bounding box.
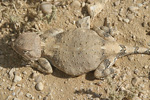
[0,0,150,100]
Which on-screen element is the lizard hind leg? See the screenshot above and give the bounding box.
[94,55,117,79]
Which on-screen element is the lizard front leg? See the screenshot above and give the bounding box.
[94,55,117,79]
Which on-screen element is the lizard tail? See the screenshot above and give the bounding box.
[119,45,150,57]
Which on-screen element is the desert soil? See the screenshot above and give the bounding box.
[0,0,150,100]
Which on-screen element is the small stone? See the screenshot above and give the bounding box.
[131,77,139,86]
[71,0,81,9]
[40,2,53,14]
[35,82,44,91]
[38,95,42,99]
[76,16,90,29]
[147,22,150,27]
[143,65,148,69]
[22,71,27,75]
[127,14,135,20]
[13,75,22,83]
[128,6,139,13]
[119,8,124,16]
[16,84,21,87]
[81,2,85,7]
[9,68,15,79]
[86,2,104,17]
[141,22,146,27]
[9,86,16,91]
[137,3,143,7]
[12,92,15,96]
[13,98,20,100]
[118,16,122,21]
[26,93,33,99]
[114,1,120,6]
[123,18,130,23]
[145,6,148,9]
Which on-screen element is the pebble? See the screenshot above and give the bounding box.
[145,6,148,9]
[86,2,104,17]
[143,65,148,69]
[81,2,85,7]
[127,14,134,20]
[9,86,15,91]
[26,93,33,99]
[22,71,27,75]
[13,75,22,83]
[40,2,53,14]
[71,0,81,9]
[147,22,150,27]
[76,16,90,29]
[137,3,143,7]
[128,6,139,13]
[13,98,20,100]
[9,68,15,79]
[16,84,21,87]
[131,77,138,86]
[35,82,44,91]
[123,18,130,23]
[119,8,124,16]
[114,1,120,6]
[118,16,122,21]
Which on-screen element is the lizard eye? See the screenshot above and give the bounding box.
[23,50,28,54]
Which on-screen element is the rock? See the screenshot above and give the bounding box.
[127,14,134,20]
[13,75,22,83]
[13,98,20,100]
[86,2,104,17]
[16,84,21,87]
[35,82,44,91]
[22,71,27,75]
[26,93,33,99]
[76,16,90,29]
[8,86,15,91]
[123,18,130,23]
[40,2,53,14]
[128,6,139,13]
[131,77,139,86]
[114,1,120,6]
[137,3,143,7]
[71,0,81,9]
[9,68,15,79]
[81,2,85,7]
[147,22,150,27]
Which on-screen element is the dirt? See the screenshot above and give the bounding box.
[0,0,150,100]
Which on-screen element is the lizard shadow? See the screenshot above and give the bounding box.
[74,89,109,100]
[0,31,23,70]
[51,67,97,80]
